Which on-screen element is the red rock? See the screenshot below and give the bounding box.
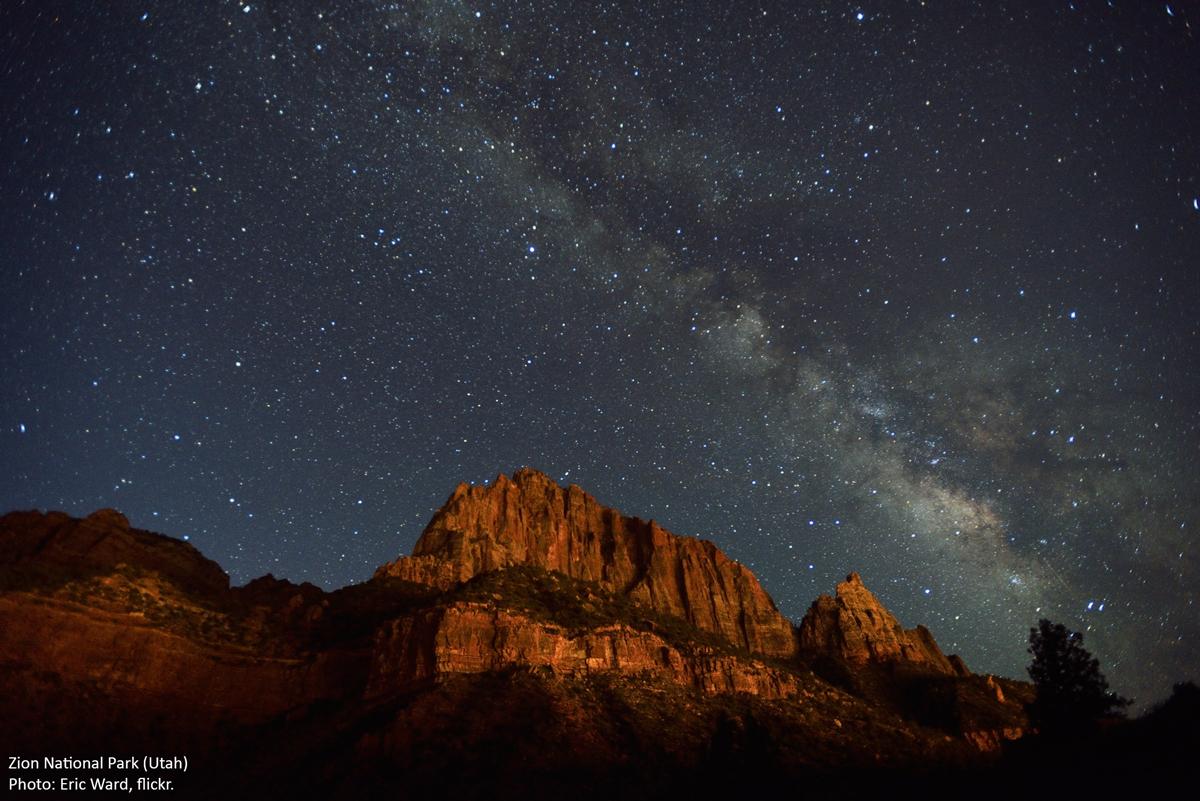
[0,508,229,597]
[0,507,800,733]
[375,468,796,658]
[366,601,801,699]
[0,493,1033,788]
[0,594,360,724]
[797,572,961,675]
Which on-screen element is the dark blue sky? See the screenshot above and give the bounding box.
[2,0,1196,706]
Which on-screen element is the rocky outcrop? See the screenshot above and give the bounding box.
[962,727,1025,752]
[797,573,964,675]
[375,468,796,658]
[795,575,1030,750]
[367,601,801,699]
[0,508,229,597]
[0,494,1035,797]
[0,509,800,721]
[0,594,361,725]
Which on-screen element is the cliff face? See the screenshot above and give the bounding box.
[0,508,229,597]
[375,468,796,659]
[0,508,801,721]
[0,480,1034,798]
[367,602,801,699]
[797,573,964,676]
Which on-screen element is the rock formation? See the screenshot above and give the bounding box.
[367,602,801,699]
[798,572,966,675]
[0,504,804,722]
[0,472,1038,799]
[375,468,796,658]
[0,508,230,597]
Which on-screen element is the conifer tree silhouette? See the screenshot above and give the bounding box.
[1027,619,1128,734]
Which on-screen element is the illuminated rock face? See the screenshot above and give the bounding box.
[366,603,802,700]
[0,505,800,739]
[375,467,797,659]
[797,572,965,676]
[0,482,1031,793]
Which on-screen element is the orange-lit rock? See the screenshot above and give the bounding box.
[797,572,962,675]
[366,602,801,699]
[0,486,1036,797]
[375,468,796,658]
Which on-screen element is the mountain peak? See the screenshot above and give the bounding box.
[510,465,556,483]
[84,508,131,529]
[1,496,1033,797]
[376,468,798,658]
[0,508,229,597]
[798,571,966,675]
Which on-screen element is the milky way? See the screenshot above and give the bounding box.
[2,1,1197,706]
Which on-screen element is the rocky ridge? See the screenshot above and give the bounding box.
[798,572,966,676]
[367,602,802,699]
[0,470,1033,799]
[375,467,796,658]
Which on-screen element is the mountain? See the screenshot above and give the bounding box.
[799,572,966,676]
[375,467,796,657]
[0,469,1033,800]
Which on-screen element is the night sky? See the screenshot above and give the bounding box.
[2,1,1197,706]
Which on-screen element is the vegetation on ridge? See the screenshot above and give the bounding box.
[448,565,754,657]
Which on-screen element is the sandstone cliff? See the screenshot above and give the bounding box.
[797,572,965,675]
[375,468,796,658]
[0,486,1036,799]
[0,508,229,597]
[0,508,802,716]
[367,601,801,699]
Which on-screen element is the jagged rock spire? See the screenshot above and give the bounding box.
[798,572,967,675]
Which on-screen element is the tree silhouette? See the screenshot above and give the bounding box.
[1027,618,1128,734]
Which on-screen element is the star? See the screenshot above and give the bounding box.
[0,0,1194,709]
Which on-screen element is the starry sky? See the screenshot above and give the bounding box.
[2,0,1197,706]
